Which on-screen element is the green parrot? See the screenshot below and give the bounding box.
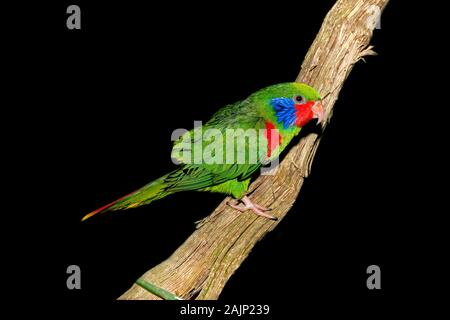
[82,82,323,221]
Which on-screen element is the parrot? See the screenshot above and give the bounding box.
[82,82,323,221]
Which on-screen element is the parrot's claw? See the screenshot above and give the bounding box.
[252,202,272,211]
[227,196,277,220]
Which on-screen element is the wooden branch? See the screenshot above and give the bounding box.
[119,0,390,300]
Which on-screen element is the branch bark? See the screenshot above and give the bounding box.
[119,0,390,300]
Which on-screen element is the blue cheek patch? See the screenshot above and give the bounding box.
[270,97,296,129]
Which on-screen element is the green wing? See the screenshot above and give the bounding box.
[169,99,268,192]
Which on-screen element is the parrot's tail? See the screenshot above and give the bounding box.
[81,172,173,221]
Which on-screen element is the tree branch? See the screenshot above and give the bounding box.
[118,0,390,300]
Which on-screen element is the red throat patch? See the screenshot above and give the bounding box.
[265,121,282,157]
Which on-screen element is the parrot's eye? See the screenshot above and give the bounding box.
[294,95,305,103]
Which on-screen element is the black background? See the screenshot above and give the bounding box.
[8,0,442,316]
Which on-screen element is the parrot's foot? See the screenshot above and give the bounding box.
[227,196,277,220]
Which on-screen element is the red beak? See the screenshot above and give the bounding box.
[312,101,324,125]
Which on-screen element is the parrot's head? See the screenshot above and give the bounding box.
[255,82,324,129]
